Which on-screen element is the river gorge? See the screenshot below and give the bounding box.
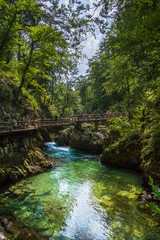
[0,142,159,240]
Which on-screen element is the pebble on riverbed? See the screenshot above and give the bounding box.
[0,218,46,240]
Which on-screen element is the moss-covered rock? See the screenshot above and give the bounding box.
[101,133,142,170]
[70,129,104,153]
[55,127,74,146]
[0,128,56,185]
[55,124,105,154]
[0,147,56,185]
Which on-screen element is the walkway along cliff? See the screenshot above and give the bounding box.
[0,114,108,185]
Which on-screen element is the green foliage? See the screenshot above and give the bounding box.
[148,202,160,215]
[0,0,94,117]
[86,48,123,112]
[149,176,160,200]
[22,88,39,111]
[85,0,160,120]
[148,176,160,214]
[0,168,5,174]
[108,117,141,139]
[0,81,13,100]
[141,111,160,159]
[104,115,141,154]
[81,122,95,131]
[75,75,93,112]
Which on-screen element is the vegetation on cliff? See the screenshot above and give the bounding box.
[84,0,160,214]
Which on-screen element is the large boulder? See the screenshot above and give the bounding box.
[69,129,104,153]
[101,133,142,170]
[55,125,105,154]
[55,127,74,146]
[0,147,56,185]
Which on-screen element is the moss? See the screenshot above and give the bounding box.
[0,168,5,174]
[101,133,142,169]
[13,166,26,176]
[24,159,30,169]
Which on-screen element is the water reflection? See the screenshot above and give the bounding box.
[0,142,159,239]
[61,181,109,240]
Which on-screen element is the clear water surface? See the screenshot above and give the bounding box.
[0,142,160,240]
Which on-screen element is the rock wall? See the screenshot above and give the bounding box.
[55,124,105,154]
[101,132,142,170]
[0,128,55,185]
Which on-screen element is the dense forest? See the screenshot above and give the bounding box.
[0,0,160,215]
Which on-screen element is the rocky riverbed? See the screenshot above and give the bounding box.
[0,218,46,240]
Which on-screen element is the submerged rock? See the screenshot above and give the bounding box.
[0,218,46,240]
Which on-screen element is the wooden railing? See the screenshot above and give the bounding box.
[0,114,109,134]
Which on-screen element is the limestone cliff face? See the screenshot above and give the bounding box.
[0,128,55,185]
[55,125,105,154]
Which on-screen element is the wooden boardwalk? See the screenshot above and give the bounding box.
[0,114,108,135]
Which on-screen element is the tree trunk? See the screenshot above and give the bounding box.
[6,47,12,64]
[18,32,21,61]
[126,77,132,122]
[17,41,34,95]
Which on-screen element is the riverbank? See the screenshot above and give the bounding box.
[0,128,57,240]
[55,124,142,170]
[55,122,160,186]
[0,128,56,186]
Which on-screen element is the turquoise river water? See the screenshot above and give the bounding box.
[0,142,160,239]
